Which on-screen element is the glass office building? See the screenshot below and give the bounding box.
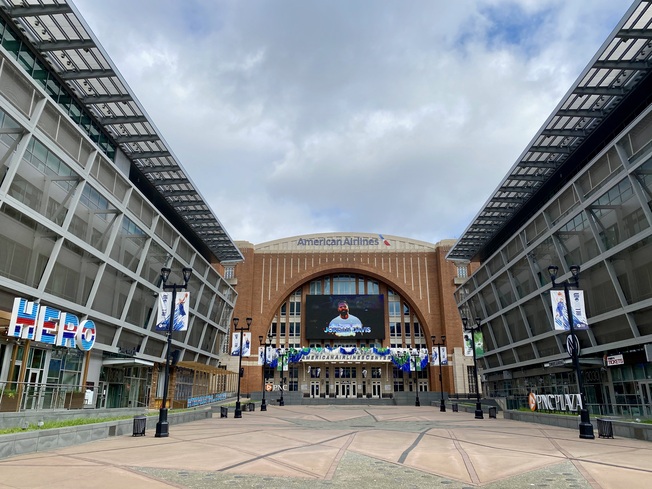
[0,1,241,411]
[448,1,652,418]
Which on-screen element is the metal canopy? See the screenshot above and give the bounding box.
[447,0,652,262]
[0,0,243,263]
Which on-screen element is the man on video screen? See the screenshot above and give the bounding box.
[326,300,363,336]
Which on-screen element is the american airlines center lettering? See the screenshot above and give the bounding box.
[297,237,381,247]
[303,353,389,362]
[9,297,96,351]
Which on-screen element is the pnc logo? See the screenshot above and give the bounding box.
[528,392,537,411]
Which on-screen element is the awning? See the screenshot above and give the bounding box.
[177,361,223,375]
[102,358,155,367]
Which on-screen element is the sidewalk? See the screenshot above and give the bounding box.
[0,405,650,488]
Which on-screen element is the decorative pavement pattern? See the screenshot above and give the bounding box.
[1,405,651,489]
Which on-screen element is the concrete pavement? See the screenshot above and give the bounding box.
[0,405,650,488]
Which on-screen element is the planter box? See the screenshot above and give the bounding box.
[0,396,19,413]
[65,392,85,409]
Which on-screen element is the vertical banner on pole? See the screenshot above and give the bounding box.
[431,347,440,366]
[550,290,589,331]
[156,291,190,331]
[473,331,484,359]
[463,332,473,357]
[231,332,252,356]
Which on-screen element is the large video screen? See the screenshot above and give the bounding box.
[305,295,385,340]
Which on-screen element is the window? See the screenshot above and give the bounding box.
[333,275,356,294]
[310,280,322,294]
[367,280,380,294]
[388,301,401,316]
[290,322,301,336]
[457,265,468,278]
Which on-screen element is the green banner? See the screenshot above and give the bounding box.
[473,331,484,359]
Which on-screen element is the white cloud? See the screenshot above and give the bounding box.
[73,0,633,244]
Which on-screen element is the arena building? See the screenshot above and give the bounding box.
[0,1,240,412]
[228,234,476,405]
[448,0,652,418]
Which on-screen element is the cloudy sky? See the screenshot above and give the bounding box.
[72,0,633,245]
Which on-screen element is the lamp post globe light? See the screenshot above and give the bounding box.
[431,335,446,412]
[548,264,595,440]
[233,317,252,419]
[259,333,272,412]
[411,349,421,407]
[461,317,484,420]
[155,266,192,438]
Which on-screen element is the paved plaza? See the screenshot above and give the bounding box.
[0,405,651,489]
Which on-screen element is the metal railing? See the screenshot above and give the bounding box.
[1,380,238,412]
[450,392,483,400]
[1,381,89,411]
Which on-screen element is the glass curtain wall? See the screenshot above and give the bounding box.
[455,105,652,416]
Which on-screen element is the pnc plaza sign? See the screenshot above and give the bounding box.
[8,297,96,351]
[527,391,583,412]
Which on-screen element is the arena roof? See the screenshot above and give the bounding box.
[447,0,652,262]
[0,0,243,263]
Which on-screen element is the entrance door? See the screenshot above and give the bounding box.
[107,383,124,408]
[639,381,652,417]
[25,369,44,409]
[310,381,320,398]
[372,381,381,398]
[24,348,47,410]
[96,381,108,409]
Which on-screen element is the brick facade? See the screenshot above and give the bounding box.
[228,233,475,398]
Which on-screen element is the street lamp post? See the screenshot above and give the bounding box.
[411,349,421,407]
[155,266,192,438]
[431,335,446,412]
[548,264,595,440]
[462,317,484,419]
[277,348,286,406]
[258,333,272,412]
[233,317,252,419]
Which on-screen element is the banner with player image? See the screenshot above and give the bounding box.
[231,331,252,356]
[155,291,190,331]
[550,290,588,331]
[431,346,448,366]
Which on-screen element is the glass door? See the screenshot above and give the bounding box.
[96,381,108,409]
[23,348,47,410]
[310,381,320,398]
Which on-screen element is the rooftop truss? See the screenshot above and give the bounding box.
[0,0,243,262]
[448,0,652,262]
